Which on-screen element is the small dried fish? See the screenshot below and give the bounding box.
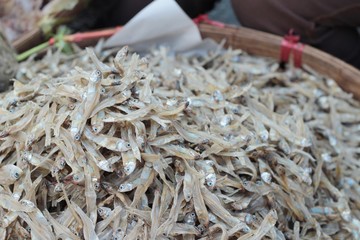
[195,160,216,187]
[73,202,99,240]
[84,127,130,152]
[0,44,358,239]
[238,209,278,240]
[0,165,23,185]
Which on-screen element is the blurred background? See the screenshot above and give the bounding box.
[209,0,239,26]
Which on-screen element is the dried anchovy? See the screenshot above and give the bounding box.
[0,45,359,239]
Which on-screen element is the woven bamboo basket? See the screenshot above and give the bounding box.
[198,24,360,99]
[12,23,360,99]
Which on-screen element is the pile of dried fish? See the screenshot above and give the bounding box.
[0,44,360,239]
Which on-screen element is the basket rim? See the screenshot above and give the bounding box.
[11,23,360,99]
[199,23,360,99]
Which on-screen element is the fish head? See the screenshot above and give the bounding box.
[98,160,113,172]
[139,57,149,67]
[9,166,23,181]
[98,207,111,219]
[122,90,131,98]
[117,141,131,152]
[118,183,133,192]
[72,173,84,184]
[70,127,81,141]
[20,199,35,209]
[74,132,82,141]
[57,157,66,170]
[112,228,125,240]
[212,90,224,102]
[51,166,60,177]
[22,151,32,162]
[12,192,21,201]
[90,69,102,83]
[92,124,101,134]
[100,87,106,95]
[92,178,101,191]
[123,162,136,175]
[205,173,216,188]
[184,212,196,225]
[261,172,272,184]
[115,46,129,62]
[54,183,63,192]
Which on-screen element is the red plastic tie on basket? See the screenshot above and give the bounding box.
[193,14,225,28]
[280,29,304,68]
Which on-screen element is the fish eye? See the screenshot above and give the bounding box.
[242,226,251,233]
[101,88,106,93]
[74,133,81,141]
[54,185,62,192]
[96,70,101,76]
[51,167,59,174]
[13,172,20,179]
[20,200,35,208]
[207,182,213,186]
[191,213,195,217]
[93,127,98,132]
[126,143,131,148]
[197,225,205,232]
